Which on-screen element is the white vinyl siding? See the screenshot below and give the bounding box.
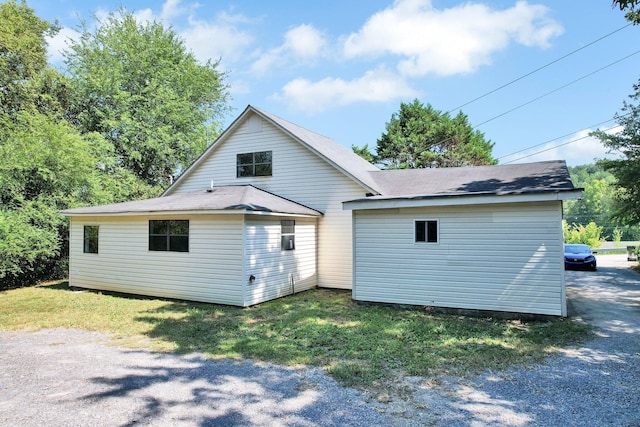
[352,201,566,316]
[69,215,245,306]
[170,115,367,289]
[244,217,317,306]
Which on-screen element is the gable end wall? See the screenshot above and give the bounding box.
[170,115,368,289]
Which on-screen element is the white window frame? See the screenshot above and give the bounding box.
[414,219,439,244]
[281,220,295,251]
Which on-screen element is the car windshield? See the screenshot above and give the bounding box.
[565,244,591,254]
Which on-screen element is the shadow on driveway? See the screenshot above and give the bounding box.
[426,254,640,426]
[0,329,387,426]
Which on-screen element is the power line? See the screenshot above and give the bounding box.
[501,123,621,164]
[496,115,628,161]
[447,23,633,114]
[474,49,640,128]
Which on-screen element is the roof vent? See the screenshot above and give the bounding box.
[207,180,214,192]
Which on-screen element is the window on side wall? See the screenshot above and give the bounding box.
[83,225,99,254]
[149,220,189,252]
[237,151,272,177]
[281,220,295,251]
[415,220,438,243]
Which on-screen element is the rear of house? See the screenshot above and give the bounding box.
[63,105,582,314]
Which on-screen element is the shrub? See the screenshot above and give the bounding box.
[563,221,605,248]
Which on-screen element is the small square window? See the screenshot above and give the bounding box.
[83,226,99,254]
[415,220,438,243]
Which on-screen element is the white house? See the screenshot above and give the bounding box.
[63,105,582,315]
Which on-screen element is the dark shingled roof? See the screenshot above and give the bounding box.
[363,160,576,201]
[62,185,323,217]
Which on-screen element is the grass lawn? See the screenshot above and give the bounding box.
[0,281,592,391]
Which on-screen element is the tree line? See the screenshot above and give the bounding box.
[2,0,639,287]
[0,1,229,287]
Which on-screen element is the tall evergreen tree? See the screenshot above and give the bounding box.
[360,99,496,169]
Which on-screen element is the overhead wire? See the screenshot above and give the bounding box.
[446,23,633,114]
[496,116,623,161]
[500,123,622,164]
[433,23,637,164]
[473,49,640,128]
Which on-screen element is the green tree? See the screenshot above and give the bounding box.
[563,221,605,248]
[564,164,640,240]
[64,9,230,190]
[351,144,374,163]
[362,99,496,169]
[0,0,59,115]
[0,1,125,287]
[612,0,640,24]
[592,79,640,227]
[564,165,615,237]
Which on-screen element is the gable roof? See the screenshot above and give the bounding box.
[164,105,381,196]
[62,185,323,217]
[345,160,582,209]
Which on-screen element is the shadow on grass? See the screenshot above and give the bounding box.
[125,289,592,388]
[21,284,592,389]
[41,280,70,291]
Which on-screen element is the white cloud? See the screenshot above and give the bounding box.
[180,16,254,65]
[229,79,251,95]
[160,0,188,21]
[284,24,326,59]
[251,24,326,75]
[46,27,80,64]
[126,1,254,65]
[131,0,192,24]
[275,67,418,113]
[501,127,623,166]
[342,0,563,77]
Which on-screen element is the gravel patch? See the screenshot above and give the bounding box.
[0,328,394,426]
[1,254,638,426]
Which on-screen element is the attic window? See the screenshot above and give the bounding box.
[237,151,272,177]
[415,220,438,243]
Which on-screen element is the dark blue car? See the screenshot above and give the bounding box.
[564,244,597,271]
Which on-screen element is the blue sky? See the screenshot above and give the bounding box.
[29,0,640,166]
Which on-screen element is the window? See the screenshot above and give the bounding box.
[281,220,295,251]
[237,151,272,177]
[149,220,189,252]
[415,220,438,243]
[83,226,99,254]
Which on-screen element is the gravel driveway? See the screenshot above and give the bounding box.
[1,254,639,426]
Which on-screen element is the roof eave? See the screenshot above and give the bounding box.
[343,189,583,210]
[62,209,322,218]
